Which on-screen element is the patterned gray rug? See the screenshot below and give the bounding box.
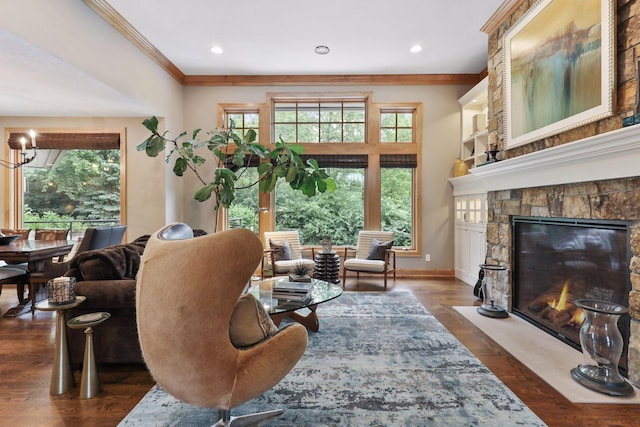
[119,292,546,426]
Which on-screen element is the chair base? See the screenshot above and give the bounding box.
[213,409,283,427]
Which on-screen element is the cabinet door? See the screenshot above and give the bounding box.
[454,225,469,278]
[468,228,486,275]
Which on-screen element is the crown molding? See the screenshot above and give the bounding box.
[480,0,526,35]
[82,0,184,83]
[183,74,483,86]
[85,0,484,88]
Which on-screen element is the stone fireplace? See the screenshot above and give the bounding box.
[471,0,640,385]
[468,125,640,384]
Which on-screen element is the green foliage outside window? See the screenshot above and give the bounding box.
[275,168,365,246]
[23,149,121,230]
[381,168,413,246]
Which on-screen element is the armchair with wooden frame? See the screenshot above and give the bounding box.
[261,230,316,279]
[342,230,396,290]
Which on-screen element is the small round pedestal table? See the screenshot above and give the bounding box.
[35,296,86,395]
[67,312,111,399]
[314,251,341,284]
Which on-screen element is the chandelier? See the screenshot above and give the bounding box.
[1,130,37,169]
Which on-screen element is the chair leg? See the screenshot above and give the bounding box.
[384,271,387,291]
[213,408,283,427]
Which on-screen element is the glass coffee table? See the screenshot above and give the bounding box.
[250,277,342,332]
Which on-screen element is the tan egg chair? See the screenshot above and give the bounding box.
[136,223,308,426]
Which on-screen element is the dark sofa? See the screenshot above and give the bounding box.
[63,236,148,367]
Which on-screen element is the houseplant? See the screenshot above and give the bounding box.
[137,116,335,228]
[288,261,312,283]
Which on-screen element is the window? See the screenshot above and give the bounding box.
[220,96,421,254]
[380,154,417,248]
[380,110,414,143]
[275,167,365,246]
[227,112,260,142]
[5,130,126,238]
[23,149,121,235]
[273,101,366,143]
[223,111,261,233]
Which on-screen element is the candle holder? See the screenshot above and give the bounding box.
[477,263,508,318]
[570,299,634,396]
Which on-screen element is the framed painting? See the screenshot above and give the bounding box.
[504,0,614,149]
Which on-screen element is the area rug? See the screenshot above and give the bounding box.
[120,292,546,426]
[455,306,640,404]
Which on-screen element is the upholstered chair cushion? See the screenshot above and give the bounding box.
[230,293,279,347]
[366,238,394,260]
[269,239,292,261]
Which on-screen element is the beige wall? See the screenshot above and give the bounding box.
[0,0,184,239]
[182,84,470,271]
[0,116,166,240]
[0,1,472,272]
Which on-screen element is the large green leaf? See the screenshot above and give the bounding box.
[144,136,165,157]
[194,183,216,202]
[142,116,159,133]
[173,158,188,176]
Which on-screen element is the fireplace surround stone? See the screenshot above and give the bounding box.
[484,176,640,385]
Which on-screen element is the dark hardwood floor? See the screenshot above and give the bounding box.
[1,278,638,426]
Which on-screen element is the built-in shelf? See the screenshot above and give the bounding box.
[458,77,488,169]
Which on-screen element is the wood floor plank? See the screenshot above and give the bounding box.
[1,279,638,426]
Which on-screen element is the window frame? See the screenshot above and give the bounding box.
[4,127,127,237]
[219,95,422,255]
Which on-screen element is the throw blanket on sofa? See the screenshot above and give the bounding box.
[70,235,149,281]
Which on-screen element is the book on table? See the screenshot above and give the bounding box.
[272,281,314,301]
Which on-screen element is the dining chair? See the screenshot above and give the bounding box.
[35,229,70,241]
[0,229,31,241]
[342,230,396,290]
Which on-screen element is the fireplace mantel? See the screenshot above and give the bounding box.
[449,125,640,195]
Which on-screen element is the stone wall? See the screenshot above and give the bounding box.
[486,0,638,156]
[483,0,640,384]
[486,177,640,384]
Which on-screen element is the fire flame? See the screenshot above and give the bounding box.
[572,308,585,324]
[548,281,585,325]
[549,281,570,310]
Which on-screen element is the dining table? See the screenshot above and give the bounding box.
[0,239,75,317]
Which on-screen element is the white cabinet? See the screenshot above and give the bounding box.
[458,77,489,170]
[453,194,487,285]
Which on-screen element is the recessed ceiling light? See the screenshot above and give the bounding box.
[315,45,330,55]
[410,44,423,53]
[210,46,223,54]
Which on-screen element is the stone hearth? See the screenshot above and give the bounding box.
[456,125,640,385]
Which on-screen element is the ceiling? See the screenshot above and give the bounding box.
[106,0,503,76]
[0,0,505,117]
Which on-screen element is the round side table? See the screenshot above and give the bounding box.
[67,312,111,399]
[35,296,86,395]
[314,251,341,284]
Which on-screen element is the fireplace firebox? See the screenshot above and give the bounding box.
[512,216,632,375]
